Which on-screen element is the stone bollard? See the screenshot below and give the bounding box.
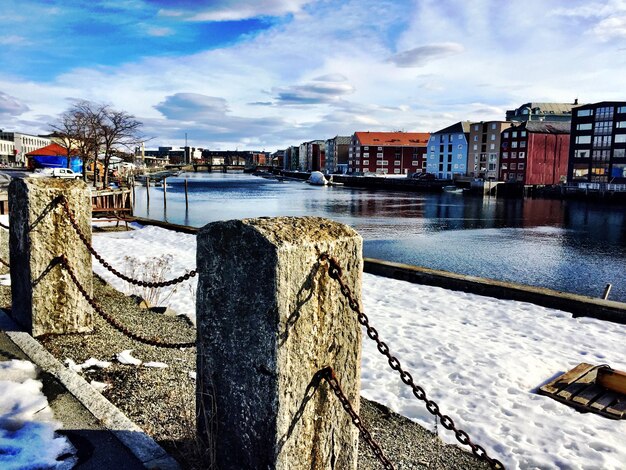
[9,178,93,336]
[196,217,362,469]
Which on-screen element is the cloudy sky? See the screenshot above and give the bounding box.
[1,0,625,151]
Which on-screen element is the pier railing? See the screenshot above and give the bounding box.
[5,180,505,469]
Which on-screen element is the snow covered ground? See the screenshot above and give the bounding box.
[0,360,75,469]
[89,223,626,469]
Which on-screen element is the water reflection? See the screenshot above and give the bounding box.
[133,173,626,301]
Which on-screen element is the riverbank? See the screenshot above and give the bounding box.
[85,221,626,469]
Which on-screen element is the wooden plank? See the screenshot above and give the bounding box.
[589,391,620,412]
[539,363,595,395]
[597,368,626,395]
[557,368,599,400]
[606,398,626,418]
[571,384,606,406]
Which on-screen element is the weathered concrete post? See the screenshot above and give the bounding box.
[9,178,93,336]
[196,217,362,469]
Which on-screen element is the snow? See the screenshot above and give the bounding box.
[0,360,75,469]
[90,224,626,469]
[115,350,142,366]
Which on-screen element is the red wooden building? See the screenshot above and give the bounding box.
[499,122,570,185]
[348,131,430,175]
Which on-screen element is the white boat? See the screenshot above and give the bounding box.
[307,171,328,186]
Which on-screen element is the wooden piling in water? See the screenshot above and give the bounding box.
[163,177,167,208]
[184,178,189,210]
[603,283,612,300]
[146,177,150,205]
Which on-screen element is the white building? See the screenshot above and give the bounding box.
[0,132,50,165]
[0,139,15,164]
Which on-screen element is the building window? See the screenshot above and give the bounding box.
[578,109,593,117]
[574,150,589,158]
[377,152,383,157]
[491,123,497,130]
[501,163,508,169]
[518,163,525,170]
[520,141,526,148]
[577,123,593,131]
[618,106,626,113]
[502,152,509,158]
[458,134,463,139]
[615,134,626,143]
[377,147,382,150]
[490,134,496,141]
[512,152,517,158]
[474,124,479,131]
[511,163,517,170]
[617,121,626,128]
[595,121,613,135]
[364,146,369,150]
[490,144,495,150]
[576,135,592,144]
[362,160,369,165]
[614,149,625,158]
[512,131,518,138]
[394,161,400,166]
[473,144,478,150]
[512,141,518,148]
[595,106,614,120]
[503,132,509,138]
[594,136,612,147]
[489,153,497,162]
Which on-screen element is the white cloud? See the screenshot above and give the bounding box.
[160,0,314,22]
[592,15,626,40]
[147,27,174,37]
[388,43,465,68]
[0,35,28,46]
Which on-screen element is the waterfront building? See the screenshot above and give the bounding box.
[499,121,570,185]
[506,101,579,123]
[282,146,299,171]
[0,139,14,164]
[0,131,50,165]
[270,150,284,168]
[298,140,325,172]
[324,136,351,174]
[426,122,471,179]
[567,101,626,184]
[468,121,511,179]
[348,131,429,175]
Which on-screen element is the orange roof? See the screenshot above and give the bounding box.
[26,143,78,156]
[354,131,430,147]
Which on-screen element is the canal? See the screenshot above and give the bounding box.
[132,172,626,302]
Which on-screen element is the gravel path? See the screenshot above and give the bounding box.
[14,273,490,469]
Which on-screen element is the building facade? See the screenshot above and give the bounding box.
[0,132,50,165]
[567,101,626,184]
[499,121,570,185]
[426,122,471,179]
[505,101,579,123]
[468,121,511,179]
[0,139,14,164]
[324,136,351,174]
[348,132,430,175]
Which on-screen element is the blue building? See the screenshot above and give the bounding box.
[426,121,471,179]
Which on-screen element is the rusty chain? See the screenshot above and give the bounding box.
[58,255,196,349]
[0,222,8,230]
[320,254,505,470]
[59,198,197,288]
[319,367,395,470]
[0,257,9,268]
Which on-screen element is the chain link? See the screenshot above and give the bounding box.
[60,198,197,288]
[57,255,196,349]
[0,222,9,230]
[320,254,505,470]
[318,367,395,470]
[0,257,9,268]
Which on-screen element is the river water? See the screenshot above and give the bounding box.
[132,172,626,302]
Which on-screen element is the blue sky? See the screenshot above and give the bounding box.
[1,0,626,150]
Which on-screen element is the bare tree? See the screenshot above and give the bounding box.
[99,107,143,187]
[50,101,143,186]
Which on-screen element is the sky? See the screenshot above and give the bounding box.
[1,0,626,151]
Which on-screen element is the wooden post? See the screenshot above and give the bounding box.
[184,178,189,210]
[9,178,93,336]
[602,283,612,300]
[163,177,167,209]
[146,177,150,205]
[196,217,362,469]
